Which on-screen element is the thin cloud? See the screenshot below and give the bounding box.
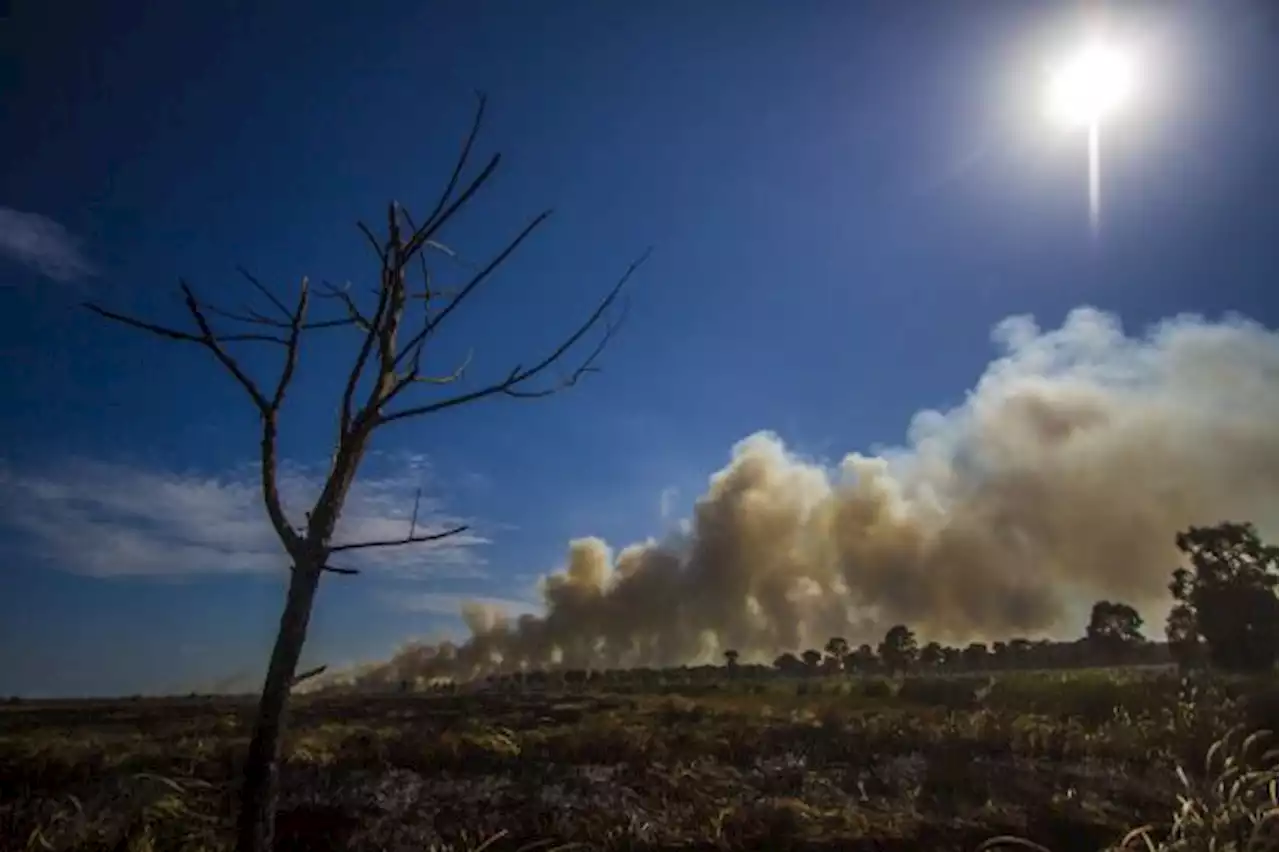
[0,208,95,282]
[658,486,679,521]
[0,454,489,578]
[389,592,542,619]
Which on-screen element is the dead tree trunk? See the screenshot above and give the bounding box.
[235,562,321,852]
[85,93,648,852]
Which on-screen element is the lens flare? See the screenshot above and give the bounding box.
[1045,40,1136,233]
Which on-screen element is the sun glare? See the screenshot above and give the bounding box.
[1046,41,1135,130]
[1044,38,1138,232]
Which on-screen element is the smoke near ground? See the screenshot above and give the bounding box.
[336,308,1277,686]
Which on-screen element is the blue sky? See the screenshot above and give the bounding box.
[0,1,1274,697]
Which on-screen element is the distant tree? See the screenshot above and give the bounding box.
[990,641,1009,668]
[1171,522,1279,673]
[877,625,918,674]
[844,644,877,674]
[85,96,648,852]
[800,649,824,672]
[773,652,805,675]
[1008,638,1034,669]
[723,649,740,670]
[824,637,849,665]
[940,645,962,670]
[962,642,989,670]
[1164,601,1204,672]
[919,641,945,669]
[1085,600,1146,662]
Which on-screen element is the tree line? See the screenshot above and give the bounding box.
[393,519,1276,695]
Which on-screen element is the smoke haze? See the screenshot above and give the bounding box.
[338,307,1277,685]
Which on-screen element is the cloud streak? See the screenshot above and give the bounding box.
[348,307,1278,683]
[0,454,488,578]
[0,208,95,282]
[658,486,679,521]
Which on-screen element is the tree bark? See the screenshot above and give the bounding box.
[236,563,322,852]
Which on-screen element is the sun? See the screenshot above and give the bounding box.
[1043,38,1138,231]
[1045,41,1136,130]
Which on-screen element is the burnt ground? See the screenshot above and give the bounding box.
[1,670,1274,851]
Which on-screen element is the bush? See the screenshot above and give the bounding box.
[897,675,985,708]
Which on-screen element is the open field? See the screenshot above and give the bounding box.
[1,669,1275,852]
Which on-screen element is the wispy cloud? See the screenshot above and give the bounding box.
[0,208,95,282]
[387,592,542,619]
[658,486,679,521]
[0,454,488,578]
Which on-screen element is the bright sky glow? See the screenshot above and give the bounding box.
[1045,39,1138,232]
[1046,41,1136,129]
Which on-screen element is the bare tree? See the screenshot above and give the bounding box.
[85,94,648,852]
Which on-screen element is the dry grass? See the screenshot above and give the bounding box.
[0,669,1274,851]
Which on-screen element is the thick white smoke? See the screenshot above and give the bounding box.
[342,307,1277,685]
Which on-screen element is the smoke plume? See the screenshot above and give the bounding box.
[343,308,1277,685]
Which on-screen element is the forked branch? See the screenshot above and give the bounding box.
[328,525,470,553]
[375,247,649,426]
[326,486,469,554]
[83,278,328,549]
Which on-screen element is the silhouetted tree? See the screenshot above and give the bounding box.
[844,644,877,674]
[824,636,849,667]
[773,652,804,675]
[1085,600,1145,663]
[962,642,989,670]
[1171,522,1278,673]
[1008,638,1034,669]
[800,649,824,672]
[723,649,739,670]
[919,641,945,669]
[85,95,648,852]
[1165,601,1204,672]
[877,625,918,674]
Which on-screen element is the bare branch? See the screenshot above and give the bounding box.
[337,250,396,438]
[87,284,303,550]
[328,524,470,554]
[236,267,293,320]
[316,281,372,330]
[85,303,208,344]
[270,278,309,411]
[88,284,279,413]
[204,299,357,333]
[291,665,327,687]
[203,303,280,326]
[355,221,386,263]
[177,282,273,413]
[420,91,487,238]
[396,206,454,302]
[504,295,629,399]
[370,203,407,388]
[376,249,650,426]
[390,211,551,380]
[409,349,472,386]
[321,565,360,576]
[400,152,501,266]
